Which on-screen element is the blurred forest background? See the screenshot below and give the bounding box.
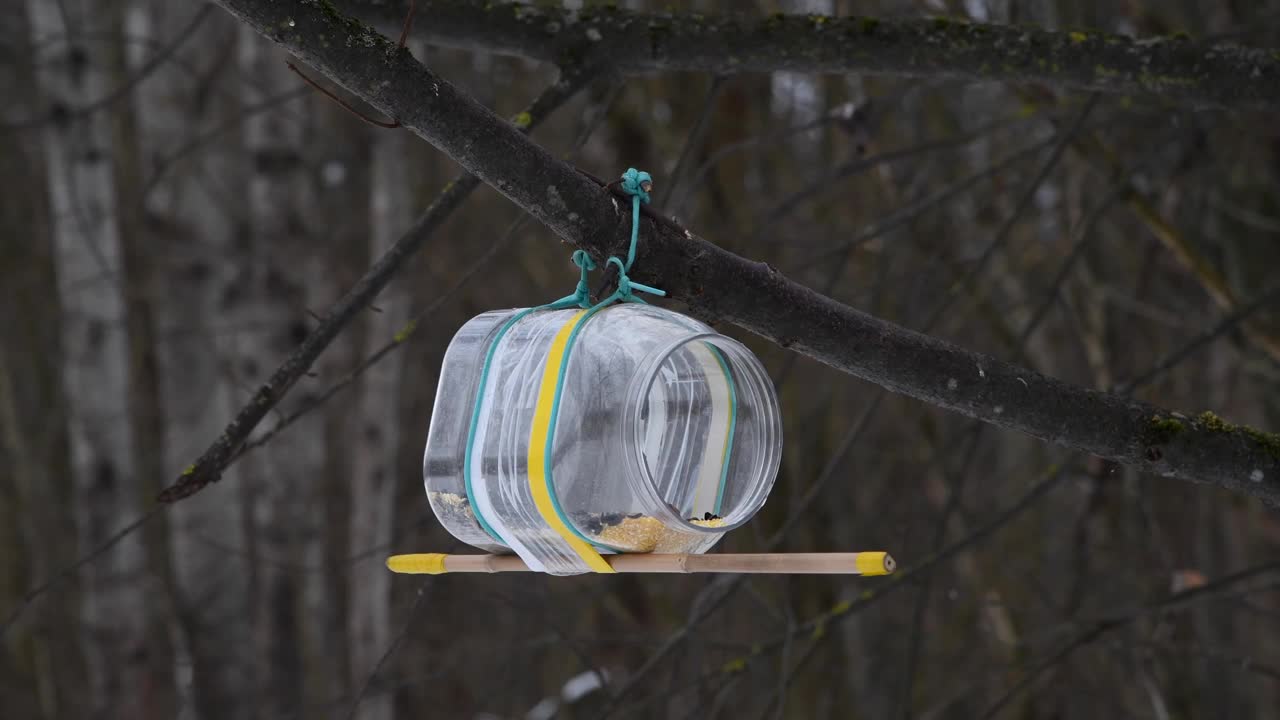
[4,0,1280,718]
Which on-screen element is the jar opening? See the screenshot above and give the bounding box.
[622,333,781,534]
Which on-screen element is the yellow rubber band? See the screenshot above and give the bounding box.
[385,554,448,575]
[527,310,616,573]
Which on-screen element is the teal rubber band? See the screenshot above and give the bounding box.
[543,305,625,552]
[465,301,624,553]
[628,194,640,269]
[570,167,662,308]
[465,168,667,556]
[463,308,539,544]
[706,343,738,517]
[463,297,582,544]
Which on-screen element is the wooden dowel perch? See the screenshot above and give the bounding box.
[386,552,896,576]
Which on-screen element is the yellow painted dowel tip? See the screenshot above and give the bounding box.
[856,552,895,576]
[386,553,448,575]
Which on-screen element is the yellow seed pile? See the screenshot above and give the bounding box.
[428,491,476,521]
[594,516,726,553]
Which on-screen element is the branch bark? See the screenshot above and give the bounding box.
[336,0,1280,111]
[184,0,1280,508]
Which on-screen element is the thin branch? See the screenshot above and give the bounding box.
[898,431,984,720]
[1071,132,1280,365]
[336,1,1280,110]
[230,74,624,461]
[671,113,830,218]
[920,95,1098,330]
[286,61,399,127]
[658,75,726,209]
[140,85,311,194]
[0,508,163,640]
[393,0,416,48]
[285,0,415,128]
[232,214,530,458]
[682,463,1071,714]
[762,113,1035,250]
[3,4,214,132]
[793,131,1056,269]
[979,624,1109,720]
[157,66,598,503]
[1117,282,1280,395]
[345,580,432,720]
[980,560,1280,718]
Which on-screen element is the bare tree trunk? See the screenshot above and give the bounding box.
[115,3,256,718]
[347,79,417,720]
[26,0,152,716]
[236,25,328,718]
[106,3,183,716]
[0,4,82,717]
[304,62,381,712]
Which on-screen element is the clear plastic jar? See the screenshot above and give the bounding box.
[422,303,782,575]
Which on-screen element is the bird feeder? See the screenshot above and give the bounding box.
[420,302,783,575]
[387,169,894,577]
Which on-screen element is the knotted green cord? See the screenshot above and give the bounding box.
[560,168,666,308]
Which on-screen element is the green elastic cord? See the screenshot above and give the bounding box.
[706,343,738,517]
[463,308,535,544]
[541,303,625,553]
[596,167,666,306]
[464,297,582,545]
[548,250,597,309]
[464,168,667,551]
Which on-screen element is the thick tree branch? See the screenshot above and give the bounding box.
[337,0,1280,111]
[198,0,1280,507]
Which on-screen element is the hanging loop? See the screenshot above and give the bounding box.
[569,249,597,308]
[553,167,666,310]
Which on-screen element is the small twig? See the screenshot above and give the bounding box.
[285,61,400,128]
[232,211,526,458]
[897,430,984,720]
[345,579,431,720]
[920,94,1099,331]
[284,0,416,129]
[1116,282,1280,395]
[143,86,310,196]
[157,67,597,504]
[395,0,417,48]
[794,132,1059,269]
[225,75,625,463]
[0,508,164,640]
[979,560,1280,718]
[658,75,727,209]
[3,4,214,132]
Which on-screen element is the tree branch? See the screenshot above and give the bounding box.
[336,0,1280,111]
[156,61,599,502]
[196,0,1280,507]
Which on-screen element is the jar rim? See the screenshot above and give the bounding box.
[620,331,780,534]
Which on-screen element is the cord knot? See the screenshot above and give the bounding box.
[568,250,597,308]
[606,256,664,304]
[620,168,652,205]
[552,168,664,310]
[571,249,596,272]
